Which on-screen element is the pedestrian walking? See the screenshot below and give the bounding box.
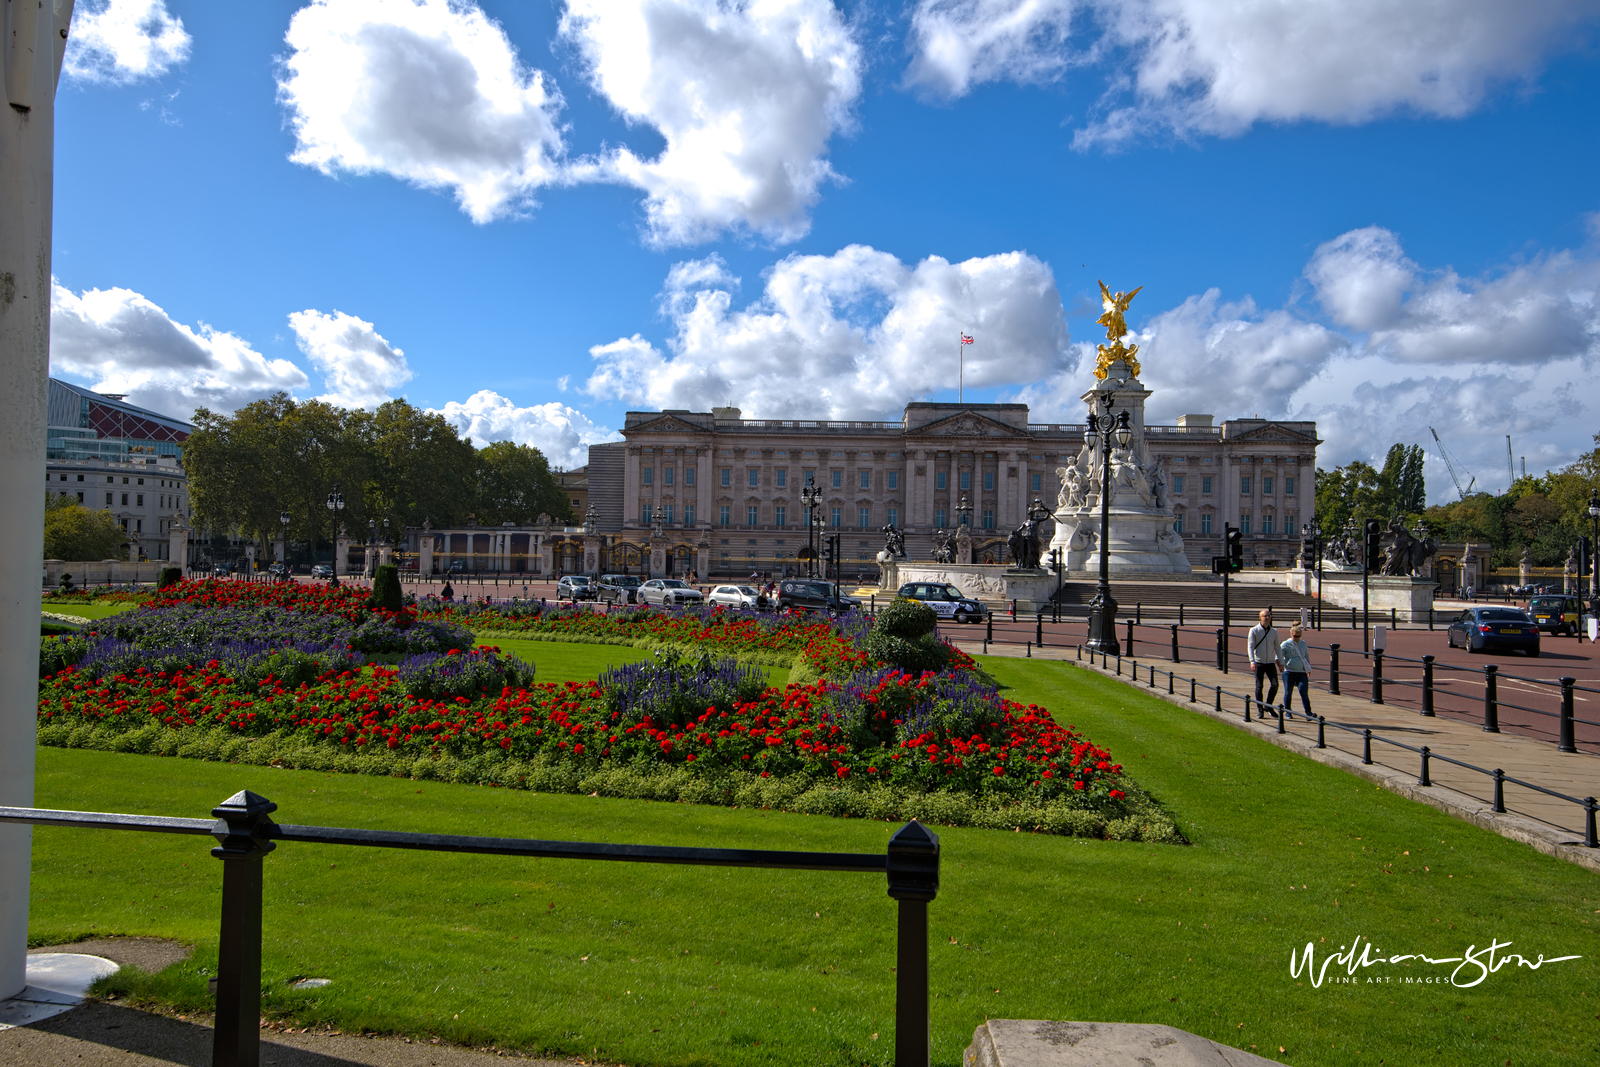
[1248,608,1282,710]
[1279,623,1313,718]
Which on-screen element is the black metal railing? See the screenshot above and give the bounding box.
[0,794,940,1067]
[1071,643,1600,847]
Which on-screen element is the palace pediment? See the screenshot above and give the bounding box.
[627,414,709,435]
[909,411,1032,440]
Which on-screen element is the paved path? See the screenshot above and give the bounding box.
[952,637,1600,874]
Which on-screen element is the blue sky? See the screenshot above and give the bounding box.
[47,0,1600,502]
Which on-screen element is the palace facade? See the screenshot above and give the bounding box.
[588,402,1320,579]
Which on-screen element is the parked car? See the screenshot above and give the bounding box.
[266,562,288,578]
[211,563,231,578]
[1527,594,1582,636]
[777,579,860,615]
[637,578,706,608]
[310,563,334,579]
[1446,606,1540,656]
[896,581,987,623]
[557,575,596,601]
[708,584,768,610]
[595,574,643,604]
[446,560,466,575]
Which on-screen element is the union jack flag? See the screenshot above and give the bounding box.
[960,333,974,344]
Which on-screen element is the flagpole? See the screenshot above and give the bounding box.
[958,332,963,404]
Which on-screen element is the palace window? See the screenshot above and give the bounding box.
[831,507,842,527]
[981,509,995,530]
[685,468,695,486]
[858,507,870,528]
[1174,475,1185,494]
[1031,473,1042,492]
[886,508,898,527]
[934,508,947,528]
[1240,475,1252,495]
[1286,512,1296,532]
[1174,512,1184,533]
[832,470,842,488]
[642,504,653,523]
[887,471,899,490]
[983,471,994,491]
[664,468,674,486]
[859,470,870,490]
[719,506,730,526]
[136,494,143,506]
[936,471,946,490]
[960,471,971,491]
[1284,475,1295,495]
[775,506,787,527]
[1262,513,1273,535]
[747,506,760,526]
[642,467,653,485]
[684,505,695,525]
[1262,476,1273,495]
[663,505,675,524]
[748,468,760,488]
[776,469,787,488]
[1241,514,1253,535]
[720,469,731,487]
[1201,513,1213,535]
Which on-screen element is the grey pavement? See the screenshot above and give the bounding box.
[955,637,1600,874]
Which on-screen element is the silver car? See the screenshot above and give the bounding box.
[556,575,595,600]
[708,584,767,610]
[637,579,706,608]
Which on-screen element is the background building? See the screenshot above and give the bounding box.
[587,403,1319,578]
[44,379,192,562]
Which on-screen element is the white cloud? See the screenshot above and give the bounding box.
[288,309,413,409]
[64,0,191,83]
[50,282,309,419]
[278,0,565,224]
[584,245,1074,416]
[905,0,1600,145]
[906,0,1078,98]
[559,0,862,246]
[431,390,616,470]
[1306,227,1600,366]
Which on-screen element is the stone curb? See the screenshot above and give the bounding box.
[1064,654,1600,876]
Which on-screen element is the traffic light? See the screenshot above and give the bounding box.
[1048,547,1063,573]
[821,539,835,565]
[1226,526,1244,573]
[1364,519,1384,573]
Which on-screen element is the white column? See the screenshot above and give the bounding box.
[624,447,640,529]
[1017,452,1030,521]
[1,0,74,1002]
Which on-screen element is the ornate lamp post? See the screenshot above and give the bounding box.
[324,485,346,586]
[1589,491,1599,608]
[801,476,824,578]
[955,495,972,530]
[1084,395,1132,655]
[278,510,291,579]
[1302,516,1323,629]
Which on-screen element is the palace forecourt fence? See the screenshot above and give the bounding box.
[1,793,941,1067]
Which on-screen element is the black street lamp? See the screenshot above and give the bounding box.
[278,510,290,579]
[955,495,972,530]
[1084,395,1132,655]
[1588,491,1599,611]
[801,475,824,578]
[1302,516,1323,630]
[324,484,345,585]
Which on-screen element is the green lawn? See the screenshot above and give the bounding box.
[41,601,135,620]
[28,656,1599,1067]
[480,636,791,687]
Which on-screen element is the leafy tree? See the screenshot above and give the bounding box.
[43,493,126,560]
[369,400,476,530]
[475,440,570,525]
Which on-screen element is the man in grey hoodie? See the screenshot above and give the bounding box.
[1248,608,1282,709]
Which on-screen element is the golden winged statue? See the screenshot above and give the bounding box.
[1093,279,1143,380]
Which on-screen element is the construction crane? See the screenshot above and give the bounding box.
[1430,427,1476,501]
[1506,435,1515,487]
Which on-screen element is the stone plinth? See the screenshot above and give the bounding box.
[1287,571,1436,621]
[965,1019,1283,1067]
[896,563,1059,612]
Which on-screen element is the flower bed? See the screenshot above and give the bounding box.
[36,646,1179,841]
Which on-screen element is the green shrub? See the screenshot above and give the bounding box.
[158,567,182,589]
[873,598,937,638]
[369,564,404,613]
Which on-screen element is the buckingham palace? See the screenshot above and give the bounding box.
[582,401,1319,579]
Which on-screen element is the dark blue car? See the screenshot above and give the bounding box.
[1446,607,1540,657]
